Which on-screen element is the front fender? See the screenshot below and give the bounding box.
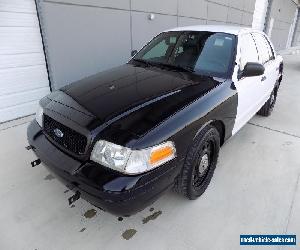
[129,79,238,160]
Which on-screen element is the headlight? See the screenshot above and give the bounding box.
[91,140,176,174]
[35,104,43,127]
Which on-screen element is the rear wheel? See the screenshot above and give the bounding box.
[174,125,220,200]
[257,87,278,117]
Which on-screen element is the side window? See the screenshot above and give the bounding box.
[263,35,275,60]
[252,33,271,64]
[239,33,259,71]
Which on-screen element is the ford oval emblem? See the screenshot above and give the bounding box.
[54,128,64,138]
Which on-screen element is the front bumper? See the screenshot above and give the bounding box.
[27,120,182,215]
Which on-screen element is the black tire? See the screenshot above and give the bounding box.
[257,87,278,117]
[174,125,220,200]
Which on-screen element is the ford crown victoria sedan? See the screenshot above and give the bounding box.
[27,25,283,215]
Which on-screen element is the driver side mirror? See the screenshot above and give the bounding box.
[238,62,265,79]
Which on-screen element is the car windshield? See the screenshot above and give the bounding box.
[131,31,236,78]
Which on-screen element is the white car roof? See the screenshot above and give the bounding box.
[166,25,259,35]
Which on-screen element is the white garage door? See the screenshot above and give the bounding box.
[0,0,50,123]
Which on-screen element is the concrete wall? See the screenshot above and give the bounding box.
[38,0,256,89]
[292,9,300,46]
[252,0,268,31]
[266,0,298,50]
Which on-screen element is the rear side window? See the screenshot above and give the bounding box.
[252,33,273,64]
[239,33,259,71]
[262,35,275,60]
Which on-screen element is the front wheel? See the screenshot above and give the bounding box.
[174,125,220,200]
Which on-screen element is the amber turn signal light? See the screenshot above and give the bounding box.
[149,143,176,166]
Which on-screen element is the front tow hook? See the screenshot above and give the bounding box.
[25,145,34,150]
[31,159,41,167]
[68,191,81,205]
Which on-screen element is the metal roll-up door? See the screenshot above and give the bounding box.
[0,0,50,123]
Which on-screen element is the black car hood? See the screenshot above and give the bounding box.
[46,63,225,142]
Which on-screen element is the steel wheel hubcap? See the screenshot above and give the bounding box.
[271,93,275,105]
[193,141,213,188]
[270,91,276,110]
[199,154,209,175]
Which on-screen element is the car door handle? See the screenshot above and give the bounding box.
[261,76,267,82]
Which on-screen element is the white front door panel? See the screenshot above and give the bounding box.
[233,75,262,135]
[232,33,264,135]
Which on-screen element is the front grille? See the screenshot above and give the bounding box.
[43,115,87,155]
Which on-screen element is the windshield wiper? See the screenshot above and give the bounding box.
[171,64,195,73]
[132,58,154,67]
[132,59,195,73]
[153,62,195,73]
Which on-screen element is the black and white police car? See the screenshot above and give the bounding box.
[28,25,283,215]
